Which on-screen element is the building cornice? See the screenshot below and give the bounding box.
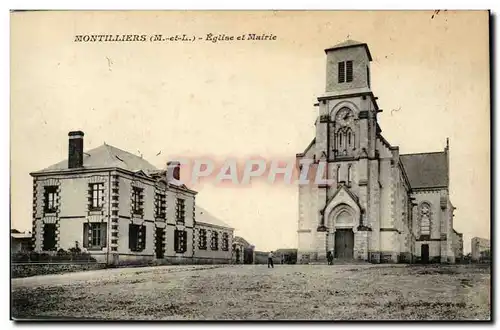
[31,166,198,195]
[317,91,380,111]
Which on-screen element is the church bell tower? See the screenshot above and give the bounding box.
[314,40,380,262]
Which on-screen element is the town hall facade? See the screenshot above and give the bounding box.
[296,40,462,264]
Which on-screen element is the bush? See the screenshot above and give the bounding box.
[11,249,97,264]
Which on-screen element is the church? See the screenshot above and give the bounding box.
[296,40,462,264]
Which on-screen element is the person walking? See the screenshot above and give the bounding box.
[327,250,334,265]
[268,251,274,268]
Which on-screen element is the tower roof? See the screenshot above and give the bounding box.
[324,39,373,61]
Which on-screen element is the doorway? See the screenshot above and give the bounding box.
[235,248,240,263]
[421,244,429,264]
[155,227,165,259]
[334,229,354,260]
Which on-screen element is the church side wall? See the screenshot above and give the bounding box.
[297,145,319,263]
[412,189,446,263]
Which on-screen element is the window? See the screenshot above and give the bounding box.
[83,222,107,249]
[420,203,431,236]
[198,229,207,250]
[346,60,353,82]
[42,223,57,251]
[211,231,219,250]
[43,186,58,214]
[155,192,166,218]
[221,233,229,251]
[132,187,144,216]
[89,183,104,211]
[175,229,187,253]
[129,224,146,252]
[336,166,340,184]
[336,128,355,156]
[347,165,352,185]
[176,198,186,223]
[338,62,345,83]
[338,61,353,83]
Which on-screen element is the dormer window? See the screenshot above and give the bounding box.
[338,60,353,83]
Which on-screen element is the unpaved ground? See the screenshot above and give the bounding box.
[11,263,490,320]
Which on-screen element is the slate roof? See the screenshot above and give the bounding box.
[400,152,448,189]
[324,39,373,60]
[32,144,158,174]
[196,206,233,229]
[233,236,252,248]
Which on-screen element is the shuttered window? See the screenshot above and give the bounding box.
[338,61,345,83]
[128,224,146,252]
[338,61,353,83]
[83,222,107,249]
[346,60,353,82]
[198,229,207,250]
[211,231,219,251]
[174,229,187,253]
[221,233,229,251]
[42,223,57,251]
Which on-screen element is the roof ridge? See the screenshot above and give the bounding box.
[400,151,446,156]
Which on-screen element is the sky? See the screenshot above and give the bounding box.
[10,10,489,253]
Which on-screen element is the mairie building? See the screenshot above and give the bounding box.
[30,131,234,265]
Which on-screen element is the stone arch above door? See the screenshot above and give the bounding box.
[328,203,357,230]
[323,185,362,230]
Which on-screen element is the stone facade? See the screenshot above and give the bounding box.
[296,40,461,264]
[30,132,233,265]
[192,208,234,264]
[471,237,490,262]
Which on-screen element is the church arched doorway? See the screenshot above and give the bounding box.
[334,229,354,260]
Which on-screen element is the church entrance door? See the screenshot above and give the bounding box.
[421,244,429,264]
[334,229,354,260]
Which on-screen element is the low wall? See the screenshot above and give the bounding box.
[11,263,107,278]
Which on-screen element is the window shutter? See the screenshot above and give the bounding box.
[83,223,89,248]
[137,225,143,251]
[183,231,187,252]
[141,225,146,251]
[101,223,107,248]
[174,230,179,252]
[346,61,353,82]
[129,224,134,250]
[338,62,345,83]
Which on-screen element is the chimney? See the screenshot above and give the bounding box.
[167,161,181,181]
[68,131,84,169]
